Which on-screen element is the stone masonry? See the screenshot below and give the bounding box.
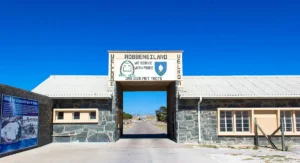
[167,82,176,141]
[177,98,300,147]
[52,99,115,142]
[177,99,199,143]
[114,82,123,141]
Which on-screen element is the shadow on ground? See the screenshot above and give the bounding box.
[121,134,168,139]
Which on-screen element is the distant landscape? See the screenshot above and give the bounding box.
[123,106,167,131]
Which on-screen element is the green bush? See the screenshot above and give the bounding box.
[123,112,133,119]
[155,106,167,122]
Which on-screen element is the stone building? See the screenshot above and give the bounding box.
[32,50,300,146]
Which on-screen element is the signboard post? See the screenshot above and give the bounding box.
[0,95,39,154]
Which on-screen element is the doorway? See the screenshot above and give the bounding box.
[114,81,177,141]
[122,91,167,139]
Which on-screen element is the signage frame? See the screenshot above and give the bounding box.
[0,94,39,154]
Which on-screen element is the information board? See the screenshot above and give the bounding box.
[0,95,39,154]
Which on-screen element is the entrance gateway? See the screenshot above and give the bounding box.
[32,50,300,146]
[109,51,183,140]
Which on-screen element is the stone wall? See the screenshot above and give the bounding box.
[114,82,123,141]
[52,99,115,142]
[167,82,176,140]
[0,84,53,156]
[177,99,199,143]
[177,98,300,146]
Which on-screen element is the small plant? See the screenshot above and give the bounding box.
[242,158,253,161]
[200,144,218,149]
[230,153,241,156]
[227,145,236,149]
[252,155,286,159]
[270,155,285,158]
[285,145,289,151]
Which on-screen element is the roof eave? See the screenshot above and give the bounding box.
[42,93,113,99]
[179,95,300,99]
[50,96,112,99]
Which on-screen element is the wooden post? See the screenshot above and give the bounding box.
[254,118,258,147]
[281,118,285,151]
[256,124,277,149]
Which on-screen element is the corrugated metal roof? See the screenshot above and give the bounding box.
[32,75,112,99]
[179,76,300,99]
[32,75,300,99]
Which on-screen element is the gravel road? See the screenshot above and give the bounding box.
[118,120,182,148]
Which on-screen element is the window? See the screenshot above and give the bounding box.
[296,111,300,132]
[58,112,64,120]
[53,108,98,123]
[280,111,293,132]
[220,111,233,132]
[235,111,250,132]
[90,112,96,119]
[218,108,300,136]
[74,112,80,120]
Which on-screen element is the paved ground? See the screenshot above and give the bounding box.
[0,121,216,163]
[1,121,300,162]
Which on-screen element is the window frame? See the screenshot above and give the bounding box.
[73,112,80,120]
[53,108,98,124]
[280,110,293,132]
[219,111,233,132]
[295,111,300,132]
[89,111,96,120]
[235,110,250,132]
[57,112,64,120]
[218,109,252,135]
[218,108,300,136]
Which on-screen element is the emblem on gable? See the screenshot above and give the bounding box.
[155,62,167,76]
[119,60,135,77]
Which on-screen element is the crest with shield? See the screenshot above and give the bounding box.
[155,62,167,76]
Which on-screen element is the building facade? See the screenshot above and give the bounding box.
[32,51,300,146]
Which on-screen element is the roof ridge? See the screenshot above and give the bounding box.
[32,75,52,92]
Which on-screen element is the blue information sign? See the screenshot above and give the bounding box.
[0,94,39,154]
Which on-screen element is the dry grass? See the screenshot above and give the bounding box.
[154,123,167,131]
[147,117,168,132]
[146,116,156,121]
[230,153,241,156]
[198,144,219,149]
[250,155,299,162]
[123,123,133,130]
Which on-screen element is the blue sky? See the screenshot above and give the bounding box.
[0,0,300,115]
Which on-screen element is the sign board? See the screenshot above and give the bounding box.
[115,59,176,81]
[108,51,183,86]
[0,95,39,154]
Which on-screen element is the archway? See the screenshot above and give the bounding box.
[114,81,177,141]
[108,51,183,142]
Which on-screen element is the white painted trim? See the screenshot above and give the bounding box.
[53,108,99,124]
[197,97,202,143]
